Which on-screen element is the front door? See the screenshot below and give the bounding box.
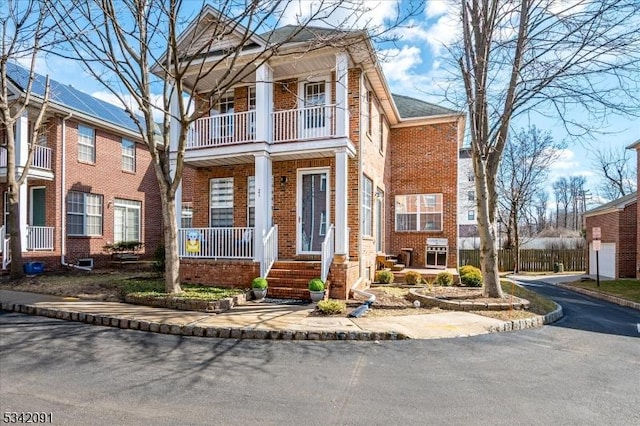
[297,168,329,254]
[30,187,46,226]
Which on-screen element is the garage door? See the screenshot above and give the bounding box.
[589,242,616,278]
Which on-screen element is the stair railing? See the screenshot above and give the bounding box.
[320,224,335,283]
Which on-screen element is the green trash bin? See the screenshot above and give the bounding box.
[553,262,564,273]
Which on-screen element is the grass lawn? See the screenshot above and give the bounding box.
[500,280,558,315]
[564,279,640,303]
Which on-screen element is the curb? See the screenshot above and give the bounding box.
[555,283,640,311]
[0,301,409,341]
[486,303,563,333]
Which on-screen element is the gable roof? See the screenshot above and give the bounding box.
[392,94,458,119]
[627,138,640,149]
[584,191,637,217]
[260,25,359,45]
[6,61,138,133]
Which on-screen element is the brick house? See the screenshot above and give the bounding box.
[628,138,640,278]
[171,7,465,300]
[583,191,637,279]
[0,62,162,270]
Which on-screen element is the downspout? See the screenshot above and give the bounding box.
[59,112,91,271]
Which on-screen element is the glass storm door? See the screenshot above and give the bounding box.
[30,187,46,226]
[297,169,329,254]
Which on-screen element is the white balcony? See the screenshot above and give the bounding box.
[178,227,254,259]
[186,105,337,149]
[0,145,52,170]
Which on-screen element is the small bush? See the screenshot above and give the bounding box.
[376,270,394,284]
[308,278,325,292]
[317,299,346,315]
[460,270,483,287]
[459,265,480,277]
[404,270,423,285]
[251,277,268,289]
[434,272,454,287]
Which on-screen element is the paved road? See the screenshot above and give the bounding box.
[1,284,639,425]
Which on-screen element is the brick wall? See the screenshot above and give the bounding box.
[180,258,260,288]
[388,122,459,268]
[585,201,638,278]
[637,148,639,279]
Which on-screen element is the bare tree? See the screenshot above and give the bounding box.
[0,0,52,278]
[456,0,640,297]
[569,175,586,230]
[532,189,549,233]
[47,0,417,293]
[592,146,637,200]
[497,125,565,272]
[552,177,570,228]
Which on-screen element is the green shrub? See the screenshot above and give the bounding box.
[404,270,423,285]
[434,272,454,287]
[317,299,346,315]
[459,265,480,277]
[308,278,325,292]
[460,270,483,287]
[251,277,268,289]
[375,270,394,284]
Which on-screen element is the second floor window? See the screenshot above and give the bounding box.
[121,139,136,172]
[468,191,475,201]
[210,177,233,227]
[67,191,102,236]
[468,210,475,221]
[77,125,95,163]
[181,202,193,228]
[304,82,326,129]
[395,193,443,232]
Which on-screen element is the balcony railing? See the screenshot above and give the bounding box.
[186,105,337,149]
[27,226,54,251]
[178,227,254,259]
[0,145,52,171]
[187,111,256,148]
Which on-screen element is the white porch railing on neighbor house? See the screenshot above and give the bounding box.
[31,145,52,170]
[187,111,256,148]
[1,226,11,269]
[27,226,54,251]
[178,227,254,259]
[261,224,278,278]
[272,105,336,143]
[320,224,335,283]
[0,145,52,170]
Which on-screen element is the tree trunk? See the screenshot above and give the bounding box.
[513,207,520,273]
[7,189,24,278]
[160,191,181,294]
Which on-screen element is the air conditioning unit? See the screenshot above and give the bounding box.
[77,258,94,269]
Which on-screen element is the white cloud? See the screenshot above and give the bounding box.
[424,10,460,55]
[549,148,580,171]
[425,1,451,18]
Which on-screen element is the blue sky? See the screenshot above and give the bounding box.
[28,0,638,204]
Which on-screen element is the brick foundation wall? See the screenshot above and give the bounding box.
[328,260,359,299]
[180,259,260,288]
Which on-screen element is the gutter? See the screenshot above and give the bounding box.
[59,112,91,271]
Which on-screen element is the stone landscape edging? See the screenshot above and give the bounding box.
[124,291,250,313]
[407,288,531,311]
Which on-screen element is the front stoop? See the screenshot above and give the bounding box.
[266,261,325,300]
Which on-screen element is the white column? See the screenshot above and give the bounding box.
[15,114,29,249]
[335,148,348,257]
[335,52,349,138]
[253,152,271,262]
[170,86,182,226]
[255,63,273,143]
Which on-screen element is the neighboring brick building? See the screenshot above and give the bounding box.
[172,6,465,299]
[628,138,640,279]
[583,192,637,279]
[1,62,162,270]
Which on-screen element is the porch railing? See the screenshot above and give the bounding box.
[272,104,336,143]
[27,226,54,251]
[261,224,278,278]
[187,111,256,148]
[320,224,335,283]
[0,145,52,170]
[178,227,254,259]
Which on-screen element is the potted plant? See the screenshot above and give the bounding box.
[308,278,325,302]
[251,277,268,300]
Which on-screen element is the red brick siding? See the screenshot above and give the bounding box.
[637,148,640,279]
[389,122,459,268]
[180,259,260,288]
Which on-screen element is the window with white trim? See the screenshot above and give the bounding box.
[210,178,233,227]
[319,211,327,236]
[247,176,255,227]
[181,202,193,228]
[121,139,136,172]
[468,210,475,221]
[77,125,95,163]
[395,194,443,232]
[467,190,475,201]
[362,175,373,236]
[304,82,326,128]
[114,199,141,243]
[67,191,103,236]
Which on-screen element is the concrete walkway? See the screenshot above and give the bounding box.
[0,288,559,341]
